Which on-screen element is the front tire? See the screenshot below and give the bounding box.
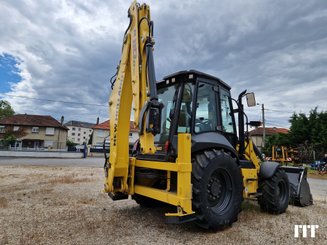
[258,168,289,214]
[192,149,243,230]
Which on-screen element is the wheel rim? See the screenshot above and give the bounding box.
[207,169,233,213]
[276,179,287,205]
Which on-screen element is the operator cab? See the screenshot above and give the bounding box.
[152,70,237,158]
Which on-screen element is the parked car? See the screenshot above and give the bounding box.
[310,159,326,170]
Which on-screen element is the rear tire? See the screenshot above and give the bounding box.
[192,149,243,230]
[258,168,289,214]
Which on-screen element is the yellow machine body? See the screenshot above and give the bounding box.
[104,0,262,218]
[103,1,305,225]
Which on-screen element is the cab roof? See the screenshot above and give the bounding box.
[158,70,231,90]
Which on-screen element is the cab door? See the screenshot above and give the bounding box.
[219,87,237,148]
[193,80,221,134]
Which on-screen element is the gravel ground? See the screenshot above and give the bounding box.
[0,157,104,168]
[0,165,326,245]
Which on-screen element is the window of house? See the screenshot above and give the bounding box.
[13,126,20,131]
[44,141,53,147]
[129,133,133,137]
[78,133,81,136]
[72,132,75,136]
[72,127,75,131]
[83,136,86,139]
[45,127,55,135]
[77,138,80,141]
[0,126,5,133]
[78,128,81,131]
[32,127,39,133]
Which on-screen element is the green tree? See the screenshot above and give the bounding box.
[289,108,327,161]
[66,139,77,147]
[0,100,15,119]
[263,133,290,156]
[0,126,26,148]
[262,108,327,161]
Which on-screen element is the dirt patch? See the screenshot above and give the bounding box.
[48,175,91,184]
[0,197,8,208]
[308,172,327,180]
[0,165,326,244]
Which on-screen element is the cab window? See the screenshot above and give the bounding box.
[177,83,194,133]
[194,82,218,133]
[220,88,234,134]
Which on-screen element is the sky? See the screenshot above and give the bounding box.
[0,0,326,128]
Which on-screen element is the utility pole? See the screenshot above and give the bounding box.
[262,104,265,148]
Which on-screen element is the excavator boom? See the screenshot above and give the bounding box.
[105,1,163,193]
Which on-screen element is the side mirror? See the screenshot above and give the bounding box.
[246,92,256,107]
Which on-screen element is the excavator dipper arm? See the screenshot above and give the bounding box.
[104,1,162,193]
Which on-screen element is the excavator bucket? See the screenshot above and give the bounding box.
[281,166,313,206]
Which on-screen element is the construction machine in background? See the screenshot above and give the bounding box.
[103,1,312,230]
[271,145,298,164]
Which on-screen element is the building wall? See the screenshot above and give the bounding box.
[16,126,67,149]
[129,132,138,144]
[92,129,109,146]
[91,129,138,146]
[67,126,93,145]
[250,135,263,151]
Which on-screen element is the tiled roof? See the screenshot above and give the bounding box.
[64,120,95,128]
[0,114,68,130]
[93,120,138,132]
[93,120,110,130]
[249,127,289,136]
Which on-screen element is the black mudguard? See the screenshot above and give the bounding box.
[259,161,280,179]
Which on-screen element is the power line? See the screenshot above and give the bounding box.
[265,121,290,128]
[265,108,295,114]
[1,95,107,107]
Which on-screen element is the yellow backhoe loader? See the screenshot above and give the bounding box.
[104,1,312,230]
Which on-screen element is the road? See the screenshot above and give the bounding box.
[308,178,327,199]
[0,157,326,199]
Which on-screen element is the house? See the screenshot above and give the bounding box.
[64,120,94,145]
[0,114,68,150]
[92,120,138,146]
[249,127,289,150]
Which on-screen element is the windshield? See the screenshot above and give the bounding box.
[154,82,194,145]
[154,84,179,144]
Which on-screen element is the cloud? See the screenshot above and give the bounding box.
[0,0,326,128]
